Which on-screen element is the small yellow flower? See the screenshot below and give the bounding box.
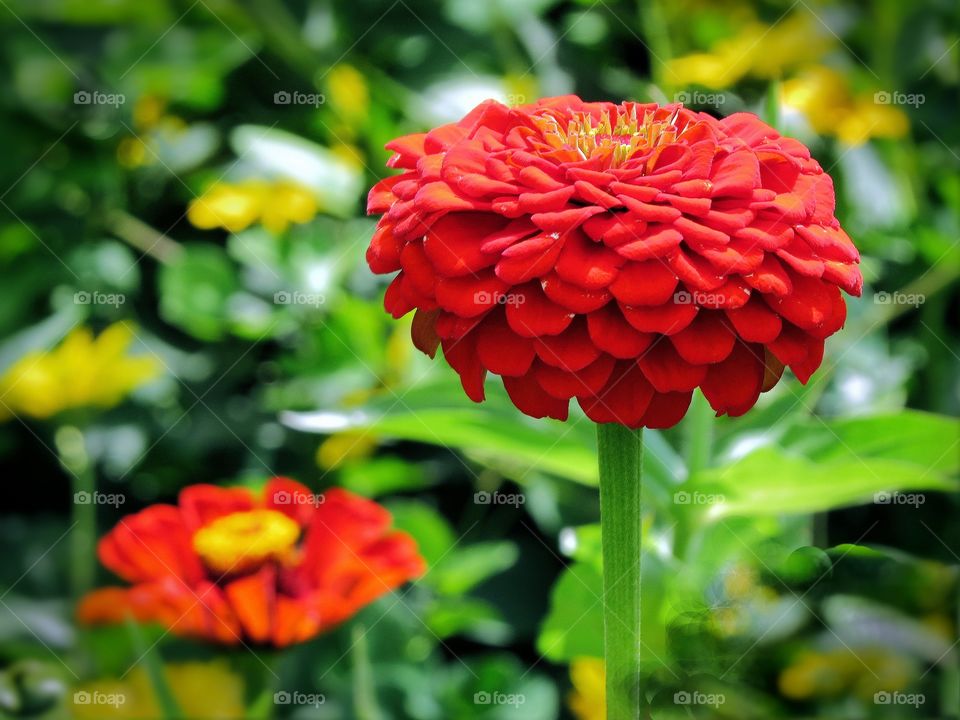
[782,67,909,144]
[568,657,605,720]
[188,180,319,234]
[326,64,370,123]
[132,96,166,130]
[316,430,378,470]
[72,661,245,719]
[779,647,914,701]
[0,323,160,421]
[187,180,268,233]
[667,13,834,89]
[261,181,320,233]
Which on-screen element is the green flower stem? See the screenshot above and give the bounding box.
[56,426,96,600]
[352,623,381,720]
[636,0,673,92]
[597,423,644,720]
[126,617,183,720]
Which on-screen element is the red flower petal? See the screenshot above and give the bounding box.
[726,296,783,343]
[476,312,536,376]
[586,303,653,358]
[701,341,765,416]
[638,391,694,429]
[441,335,486,401]
[577,362,654,427]
[622,300,698,335]
[555,229,624,289]
[505,282,574,337]
[637,340,707,392]
[669,312,736,364]
[609,260,678,305]
[502,375,569,421]
[533,355,616,399]
[533,317,600,371]
[423,213,504,277]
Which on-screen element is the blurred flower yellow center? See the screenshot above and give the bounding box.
[193,510,300,574]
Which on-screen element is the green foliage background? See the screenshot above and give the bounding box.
[0,0,957,718]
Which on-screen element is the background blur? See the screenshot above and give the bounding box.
[0,0,958,717]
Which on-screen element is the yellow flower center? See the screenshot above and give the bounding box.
[192,510,300,575]
[537,106,687,167]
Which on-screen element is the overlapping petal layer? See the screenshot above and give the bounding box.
[367,96,862,427]
[78,478,425,647]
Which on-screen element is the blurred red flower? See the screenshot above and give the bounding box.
[78,479,425,647]
[366,96,862,427]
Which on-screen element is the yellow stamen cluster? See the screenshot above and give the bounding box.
[539,106,685,167]
[193,510,300,575]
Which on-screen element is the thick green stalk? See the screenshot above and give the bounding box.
[597,423,643,720]
[352,624,381,720]
[56,426,95,600]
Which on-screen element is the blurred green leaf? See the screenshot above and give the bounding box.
[158,243,238,340]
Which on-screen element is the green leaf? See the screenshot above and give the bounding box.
[432,542,519,596]
[781,410,960,475]
[424,597,511,643]
[536,561,604,662]
[690,446,958,519]
[386,500,456,569]
[283,377,684,489]
[158,244,238,341]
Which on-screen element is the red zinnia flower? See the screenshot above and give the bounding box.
[77,478,425,647]
[366,96,862,428]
